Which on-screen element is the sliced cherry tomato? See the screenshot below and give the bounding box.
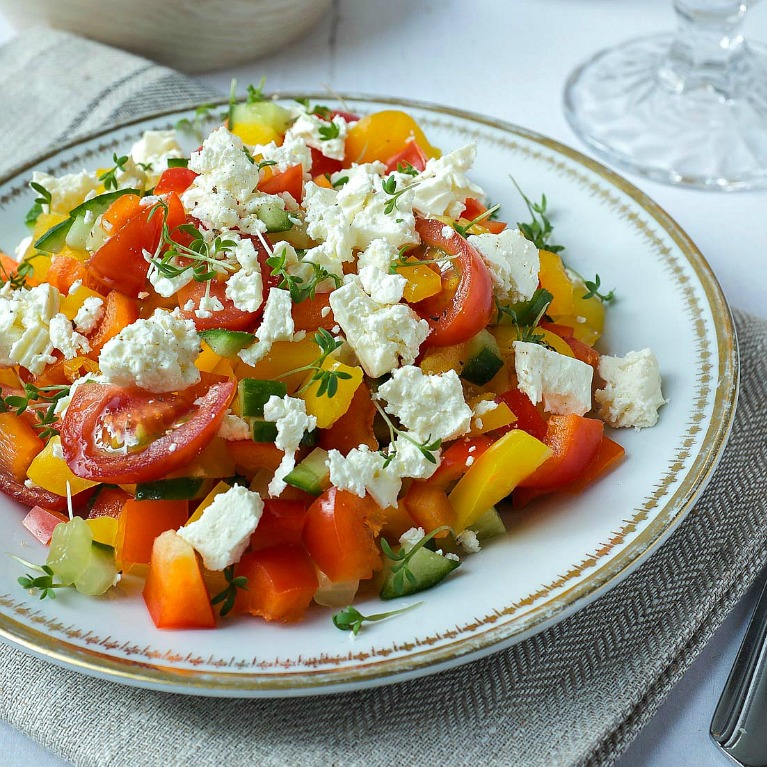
[87,485,131,519]
[414,218,494,347]
[153,167,198,196]
[495,388,548,442]
[384,141,428,174]
[461,197,507,234]
[60,379,235,484]
[518,414,604,491]
[88,193,185,297]
[329,109,360,123]
[309,148,344,179]
[258,164,304,203]
[177,278,262,331]
[0,472,67,511]
[302,487,382,582]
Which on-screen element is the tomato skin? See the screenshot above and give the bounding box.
[414,218,494,347]
[153,167,198,195]
[258,164,304,203]
[60,380,235,484]
[309,148,343,179]
[0,471,67,512]
[302,487,382,582]
[384,141,428,174]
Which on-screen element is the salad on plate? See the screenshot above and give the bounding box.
[0,86,666,634]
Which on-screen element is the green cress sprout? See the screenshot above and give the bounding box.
[13,560,71,601]
[510,176,564,254]
[265,249,341,303]
[380,526,453,597]
[294,98,332,119]
[381,175,420,215]
[582,273,616,302]
[211,566,249,617]
[25,181,53,227]
[278,329,352,399]
[175,103,216,143]
[372,399,442,468]
[0,258,34,291]
[0,383,71,441]
[332,602,423,636]
[318,121,341,141]
[452,203,502,238]
[99,154,130,191]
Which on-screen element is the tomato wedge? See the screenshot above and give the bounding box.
[177,278,262,331]
[414,218,494,347]
[60,379,235,484]
[258,164,304,202]
[154,167,198,196]
[384,141,428,174]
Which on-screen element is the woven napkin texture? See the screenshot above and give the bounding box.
[1,27,765,767]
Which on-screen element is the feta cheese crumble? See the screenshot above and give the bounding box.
[73,297,104,335]
[468,228,540,303]
[285,113,348,161]
[595,349,666,429]
[377,366,472,442]
[238,288,294,366]
[49,313,90,359]
[218,413,252,441]
[263,395,317,497]
[30,170,100,215]
[513,341,593,416]
[457,529,481,553]
[327,446,401,509]
[329,281,429,377]
[178,485,264,570]
[99,309,201,393]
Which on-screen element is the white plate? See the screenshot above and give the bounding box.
[0,95,738,697]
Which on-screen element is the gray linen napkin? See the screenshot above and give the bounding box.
[1,27,765,767]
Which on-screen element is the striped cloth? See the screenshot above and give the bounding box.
[1,27,766,767]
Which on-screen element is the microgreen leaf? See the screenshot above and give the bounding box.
[510,176,564,254]
[582,273,615,302]
[99,154,130,191]
[318,121,340,141]
[372,400,442,468]
[452,203,502,238]
[210,565,249,617]
[13,558,72,600]
[332,602,422,635]
[265,249,340,304]
[0,383,70,441]
[25,181,53,227]
[175,103,216,143]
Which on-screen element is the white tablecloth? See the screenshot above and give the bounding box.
[0,1,765,764]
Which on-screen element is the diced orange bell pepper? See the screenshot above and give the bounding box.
[46,255,95,296]
[429,436,494,490]
[403,482,454,538]
[379,502,418,542]
[116,499,189,567]
[22,506,68,545]
[449,430,551,531]
[143,530,216,629]
[418,343,468,376]
[235,545,318,622]
[319,384,378,455]
[562,436,625,494]
[301,358,363,429]
[291,293,335,331]
[226,440,284,476]
[87,290,139,359]
[0,412,44,482]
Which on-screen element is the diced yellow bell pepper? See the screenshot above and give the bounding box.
[419,343,467,376]
[539,329,574,358]
[301,358,363,429]
[23,213,68,282]
[59,284,103,321]
[232,122,281,147]
[449,430,551,531]
[177,438,236,479]
[185,480,230,526]
[396,257,442,303]
[195,341,236,379]
[26,436,99,496]
[345,110,441,165]
[86,516,119,547]
[467,396,517,436]
[551,275,605,346]
[0,367,18,387]
[539,250,575,317]
[235,337,321,393]
[57,244,89,264]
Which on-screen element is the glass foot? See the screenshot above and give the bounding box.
[564,34,767,191]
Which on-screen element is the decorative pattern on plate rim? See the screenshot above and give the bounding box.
[0,95,738,693]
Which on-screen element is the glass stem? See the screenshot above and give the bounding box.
[659,1,750,96]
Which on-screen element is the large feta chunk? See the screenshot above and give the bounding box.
[357,239,399,272]
[178,485,263,570]
[285,113,348,161]
[377,365,472,442]
[263,395,317,497]
[329,281,429,377]
[250,135,313,178]
[513,341,593,416]
[410,143,485,219]
[595,349,666,429]
[327,446,402,509]
[30,171,100,215]
[130,129,183,186]
[225,269,264,313]
[188,126,260,199]
[468,228,540,303]
[357,265,406,304]
[238,288,294,366]
[99,308,201,393]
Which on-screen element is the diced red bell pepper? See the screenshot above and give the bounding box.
[258,163,304,202]
[88,486,131,520]
[235,545,318,622]
[154,167,198,196]
[319,385,378,455]
[518,414,604,491]
[226,440,284,476]
[428,435,493,490]
[495,388,548,442]
[249,499,309,551]
[22,506,68,545]
[384,140,428,174]
[309,148,343,178]
[461,197,507,234]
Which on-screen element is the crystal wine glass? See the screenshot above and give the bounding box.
[564,1,767,190]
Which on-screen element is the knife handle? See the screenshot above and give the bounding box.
[711,579,767,767]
